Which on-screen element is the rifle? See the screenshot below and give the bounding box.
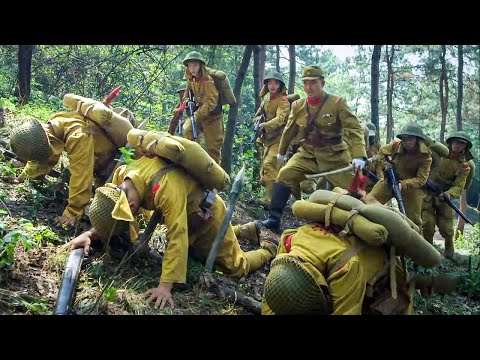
[53,248,85,315]
[187,89,199,141]
[2,149,61,178]
[384,155,406,215]
[425,179,474,225]
[53,208,164,315]
[251,114,266,142]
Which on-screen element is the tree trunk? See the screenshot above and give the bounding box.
[259,45,266,86]
[221,45,253,176]
[439,45,448,144]
[385,45,395,143]
[456,45,463,131]
[275,45,281,72]
[16,45,35,105]
[370,45,382,138]
[209,45,216,68]
[288,45,296,94]
[253,45,262,110]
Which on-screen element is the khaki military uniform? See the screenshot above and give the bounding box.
[277,94,367,191]
[255,94,290,201]
[261,224,413,315]
[368,139,432,229]
[422,154,471,255]
[183,64,224,164]
[18,112,117,220]
[113,156,275,284]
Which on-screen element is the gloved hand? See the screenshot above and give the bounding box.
[352,157,366,171]
[276,154,287,170]
[439,192,450,201]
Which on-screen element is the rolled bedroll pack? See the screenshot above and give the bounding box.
[424,134,450,168]
[63,94,133,148]
[127,129,230,192]
[296,190,442,268]
[292,200,389,246]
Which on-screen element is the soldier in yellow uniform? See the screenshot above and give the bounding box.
[182,51,224,164]
[254,70,290,207]
[261,196,414,315]
[6,104,134,226]
[62,155,277,310]
[422,131,475,258]
[366,123,432,230]
[260,66,367,233]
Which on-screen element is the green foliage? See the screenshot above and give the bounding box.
[0,160,17,177]
[0,44,478,204]
[0,218,60,270]
[104,287,118,302]
[455,223,480,255]
[118,146,135,165]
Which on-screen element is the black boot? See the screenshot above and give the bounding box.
[260,182,291,234]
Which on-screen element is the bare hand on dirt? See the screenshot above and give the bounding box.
[59,231,92,255]
[145,282,175,310]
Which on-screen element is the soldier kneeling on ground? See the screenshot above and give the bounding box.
[62,129,277,310]
[259,188,454,315]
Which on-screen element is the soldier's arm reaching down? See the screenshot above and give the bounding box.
[337,98,367,160]
[194,78,219,123]
[400,154,432,191]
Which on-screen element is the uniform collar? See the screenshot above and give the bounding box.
[307,96,322,105]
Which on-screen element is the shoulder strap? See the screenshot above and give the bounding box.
[305,94,329,128]
[328,240,365,277]
[150,164,177,195]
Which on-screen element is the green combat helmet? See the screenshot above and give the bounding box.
[264,70,286,87]
[176,81,188,94]
[446,131,473,149]
[366,122,377,137]
[89,186,129,240]
[396,122,426,141]
[264,256,330,315]
[10,119,51,164]
[183,51,206,66]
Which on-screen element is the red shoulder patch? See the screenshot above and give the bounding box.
[152,183,160,197]
[282,96,288,102]
[285,234,293,253]
[463,162,470,169]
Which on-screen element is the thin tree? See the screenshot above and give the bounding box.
[439,45,449,143]
[288,45,296,94]
[259,45,266,85]
[275,45,281,72]
[16,45,35,105]
[221,45,253,175]
[371,45,382,138]
[456,45,463,131]
[253,46,262,110]
[385,45,395,143]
